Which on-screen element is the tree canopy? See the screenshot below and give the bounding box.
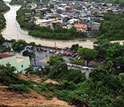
[12,40,27,52]
[0,34,5,45]
[97,13,124,40]
[94,39,124,74]
[78,47,97,65]
[0,0,10,12]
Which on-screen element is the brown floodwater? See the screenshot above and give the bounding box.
[2,0,94,48]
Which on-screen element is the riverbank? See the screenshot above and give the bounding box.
[0,0,10,31]
[17,7,86,40]
[1,0,94,49]
[0,0,10,42]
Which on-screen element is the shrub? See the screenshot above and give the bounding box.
[70,58,84,66]
[8,84,30,93]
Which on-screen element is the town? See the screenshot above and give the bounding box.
[0,0,124,106]
[23,0,123,36]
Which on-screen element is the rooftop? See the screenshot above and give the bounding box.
[0,52,14,59]
[74,24,87,29]
[16,56,26,63]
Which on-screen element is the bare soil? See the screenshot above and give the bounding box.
[0,89,71,107]
[0,74,71,107]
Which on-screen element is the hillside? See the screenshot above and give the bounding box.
[0,74,71,107]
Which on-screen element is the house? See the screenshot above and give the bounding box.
[31,3,37,9]
[35,19,54,27]
[91,22,101,30]
[0,52,30,73]
[74,24,87,32]
[35,18,62,27]
[68,19,78,24]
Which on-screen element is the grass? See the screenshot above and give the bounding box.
[70,58,84,66]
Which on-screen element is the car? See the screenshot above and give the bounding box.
[55,51,60,55]
[40,48,44,51]
[81,66,89,70]
[72,64,77,67]
[44,50,47,52]
[63,47,70,50]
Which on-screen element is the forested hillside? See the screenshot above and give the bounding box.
[0,0,10,12]
[70,0,124,4]
[0,40,124,107]
[97,13,124,40]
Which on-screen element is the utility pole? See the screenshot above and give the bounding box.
[54,39,57,49]
[33,47,37,66]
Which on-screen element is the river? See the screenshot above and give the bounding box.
[2,0,94,48]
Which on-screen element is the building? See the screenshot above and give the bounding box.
[91,22,101,30]
[74,24,87,32]
[0,52,30,73]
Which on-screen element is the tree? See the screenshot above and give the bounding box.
[78,48,97,66]
[29,42,36,46]
[0,34,5,45]
[97,13,124,40]
[94,39,111,61]
[94,39,124,74]
[71,44,79,52]
[0,0,10,12]
[49,55,64,66]
[22,50,34,59]
[12,40,27,52]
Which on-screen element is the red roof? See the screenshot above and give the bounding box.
[64,51,72,55]
[0,52,14,59]
[4,52,14,55]
[74,24,87,29]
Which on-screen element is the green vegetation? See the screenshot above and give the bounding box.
[1,42,124,107]
[10,0,25,5]
[8,84,30,93]
[11,0,84,40]
[0,64,41,94]
[0,34,5,45]
[12,40,27,52]
[71,44,80,52]
[47,55,85,84]
[0,0,10,13]
[22,50,34,59]
[10,0,38,5]
[0,45,11,53]
[78,47,97,66]
[0,0,10,45]
[10,0,124,5]
[0,14,6,44]
[17,8,85,40]
[1,0,124,106]
[97,13,124,40]
[94,39,124,74]
[70,58,84,66]
[68,0,124,5]
[0,64,30,93]
[0,14,6,31]
[35,52,124,106]
[42,40,124,106]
